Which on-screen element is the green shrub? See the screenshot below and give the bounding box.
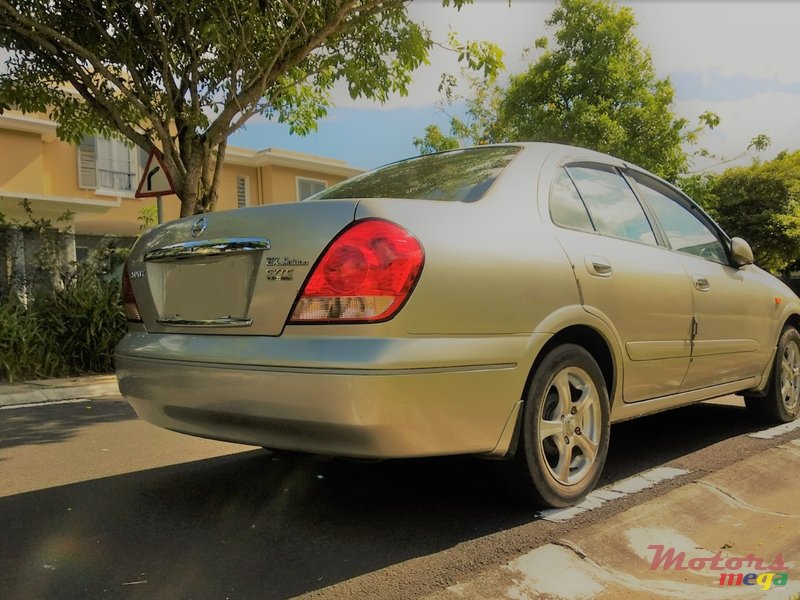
[35,277,127,375]
[0,202,129,382]
[0,275,126,382]
[0,301,57,382]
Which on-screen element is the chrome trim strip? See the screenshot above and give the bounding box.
[156,316,253,327]
[144,238,270,262]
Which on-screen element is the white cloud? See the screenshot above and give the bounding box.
[678,92,800,171]
[330,1,800,110]
[328,1,553,109]
[629,2,800,84]
[263,1,800,164]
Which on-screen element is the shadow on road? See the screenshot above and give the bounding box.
[0,399,772,600]
[0,450,531,600]
[0,399,137,452]
[602,399,764,482]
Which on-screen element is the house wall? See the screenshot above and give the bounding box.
[265,165,347,204]
[1,115,362,237]
[218,164,260,210]
[41,134,88,198]
[0,130,44,195]
[73,195,164,236]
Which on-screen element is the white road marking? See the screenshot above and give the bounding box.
[539,466,690,522]
[749,418,800,439]
[0,398,92,410]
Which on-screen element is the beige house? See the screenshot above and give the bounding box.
[0,110,363,239]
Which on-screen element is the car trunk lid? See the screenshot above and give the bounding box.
[127,200,359,336]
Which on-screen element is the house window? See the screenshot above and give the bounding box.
[78,136,143,193]
[297,177,327,201]
[236,176,250,208]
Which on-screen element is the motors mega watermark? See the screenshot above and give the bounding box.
[648,545,790,591]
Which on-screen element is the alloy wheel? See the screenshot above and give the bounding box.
[779,339,800,412]
[538,367,601,486]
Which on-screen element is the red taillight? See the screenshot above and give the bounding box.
[289,219,424,323]
[121,262,143,322]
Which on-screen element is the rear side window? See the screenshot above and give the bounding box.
[567,165,657,246]
[313,146,520,203]
[550,168,594,231]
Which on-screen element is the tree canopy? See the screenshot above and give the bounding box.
[499,0,687,179]
[415,0,714,182]
[703,151,800,273]
[0,0,501,216]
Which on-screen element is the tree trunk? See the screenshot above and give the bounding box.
[167,137,227,217]
[178,164,202,217]
[200,140,227,214]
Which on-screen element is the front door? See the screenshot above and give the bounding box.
[627,170,773,391]
[678,255,773,390]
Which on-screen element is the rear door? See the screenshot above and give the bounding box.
[549,164,693,402]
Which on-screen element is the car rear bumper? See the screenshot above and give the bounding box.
[115,332,542,458]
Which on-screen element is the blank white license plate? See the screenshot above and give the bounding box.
[156,255,256,321]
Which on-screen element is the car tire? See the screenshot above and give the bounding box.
[745,326,800,423]
[499,344,610,508]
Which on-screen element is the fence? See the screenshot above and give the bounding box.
[0,227,75,305]
[0,228,135,305]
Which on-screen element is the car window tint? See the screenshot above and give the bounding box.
[550,168,595,231]
[313,146,520,203]
[631,173,728,264]
[566,165,657,245]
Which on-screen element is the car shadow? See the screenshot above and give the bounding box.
[0,450,530,600]
[0,399,774,599]
[601,398,766,483]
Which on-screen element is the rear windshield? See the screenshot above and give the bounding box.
[312,146,520,203]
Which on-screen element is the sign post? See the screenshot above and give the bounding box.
[135,149,176,224]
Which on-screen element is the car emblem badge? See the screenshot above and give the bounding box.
[191,217,208,238]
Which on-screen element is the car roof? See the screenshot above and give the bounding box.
[467,142,630,168]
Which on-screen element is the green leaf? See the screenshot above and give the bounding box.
[0,0,476,215]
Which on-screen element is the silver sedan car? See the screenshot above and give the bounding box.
[116,143,800,507]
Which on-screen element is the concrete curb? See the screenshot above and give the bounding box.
[0,375,119,407]
[425,438,800,600]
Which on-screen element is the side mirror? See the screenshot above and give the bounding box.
[730,237,754,267]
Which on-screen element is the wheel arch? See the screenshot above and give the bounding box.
[498,326,615,506]
[494,313,624,460]
[524,324,617,409]
[783,312,800,334]
[745,312,800,398]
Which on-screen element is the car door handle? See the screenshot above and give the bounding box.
[693,275,710,291]
[585,256,613,277]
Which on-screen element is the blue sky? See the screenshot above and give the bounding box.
[229,1,800,173]
[230,106,455,170]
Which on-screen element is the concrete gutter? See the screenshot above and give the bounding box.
[426,438,800,600]
[0,374,119,407]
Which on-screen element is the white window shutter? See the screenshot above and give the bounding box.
[77,136,97,189]
[138,146,149,179]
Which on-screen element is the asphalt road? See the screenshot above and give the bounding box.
[0,395,797,600]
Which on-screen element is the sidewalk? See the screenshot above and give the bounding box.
[0,374,120,407]
[425,438,800,600]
